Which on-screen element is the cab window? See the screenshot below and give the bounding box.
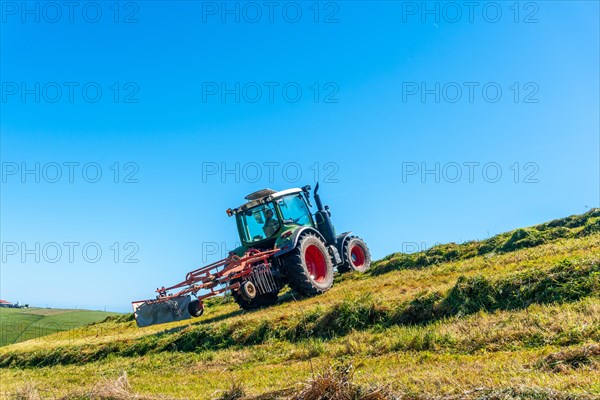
[278,194,311,226]
[239,203,280,242]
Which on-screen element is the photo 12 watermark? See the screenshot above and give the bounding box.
[0,320,126,345]
[1,320,78,344]
[201,1,339,24]
[401,162,540,184]
[201,161,340,184]
[401,1,540,24]
[1,242,140,264]
[1,82,139,104]
[401,82,539,104]
[401,241,444,254]
[1,1,140,24]
[1,162,139,184]
[201,241,242,263]
[201,81,339,104]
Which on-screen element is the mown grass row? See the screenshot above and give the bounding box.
[370,208,600,275]
[2,257,597,369]
[13,357,600,400]
[283,258,599,340]
[285,299,600,361]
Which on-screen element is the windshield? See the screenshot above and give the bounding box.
[238,202,280,242]
[277,194,312,226]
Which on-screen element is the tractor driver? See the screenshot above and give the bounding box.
[263,208,280,237]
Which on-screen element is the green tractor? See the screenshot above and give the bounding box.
[132,184,370,327]
[226,183,371,309]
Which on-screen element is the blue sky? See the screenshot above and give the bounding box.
[1,1,598,312]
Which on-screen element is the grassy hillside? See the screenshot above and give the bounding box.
[1,209,599,399]
[0,307,120,347]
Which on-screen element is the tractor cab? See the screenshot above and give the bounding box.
[229,188,315,245]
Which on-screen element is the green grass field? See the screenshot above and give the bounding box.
[0,307,120,347]
[1,209,599,399]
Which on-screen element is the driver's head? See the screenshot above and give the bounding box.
[265,209,273,219]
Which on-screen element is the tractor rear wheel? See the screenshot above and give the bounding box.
[284,233,334,296]
[232,287,278,310]
[338,236,371,273]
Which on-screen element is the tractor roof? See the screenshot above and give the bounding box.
[228,188,303,215]
[245,188,277,200]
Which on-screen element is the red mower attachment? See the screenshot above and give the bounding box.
[132,249,278,327]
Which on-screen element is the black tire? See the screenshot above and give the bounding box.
[338,236,371,273]
[283,233,334,296]
[232,288,278,310]
[188,299,204,317]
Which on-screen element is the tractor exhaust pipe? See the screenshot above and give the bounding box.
[314,183,325,212]
[313,183,336,245]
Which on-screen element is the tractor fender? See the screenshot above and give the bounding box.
[336,231,353,255]
[274,227,326,258]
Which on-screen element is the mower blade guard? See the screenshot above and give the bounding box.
[132,295,192,328]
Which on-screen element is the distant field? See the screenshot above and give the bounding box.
[0,307,120,347]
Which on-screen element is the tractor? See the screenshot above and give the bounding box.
[132,184,370,327]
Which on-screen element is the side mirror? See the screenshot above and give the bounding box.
[302,185,313,207]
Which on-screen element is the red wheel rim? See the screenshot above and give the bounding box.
[350,245,366,269]
[305,244,327,282]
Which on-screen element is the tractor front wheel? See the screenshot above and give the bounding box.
[232,286,279,311]
[284,233,334,296]
[338,236,371,273]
